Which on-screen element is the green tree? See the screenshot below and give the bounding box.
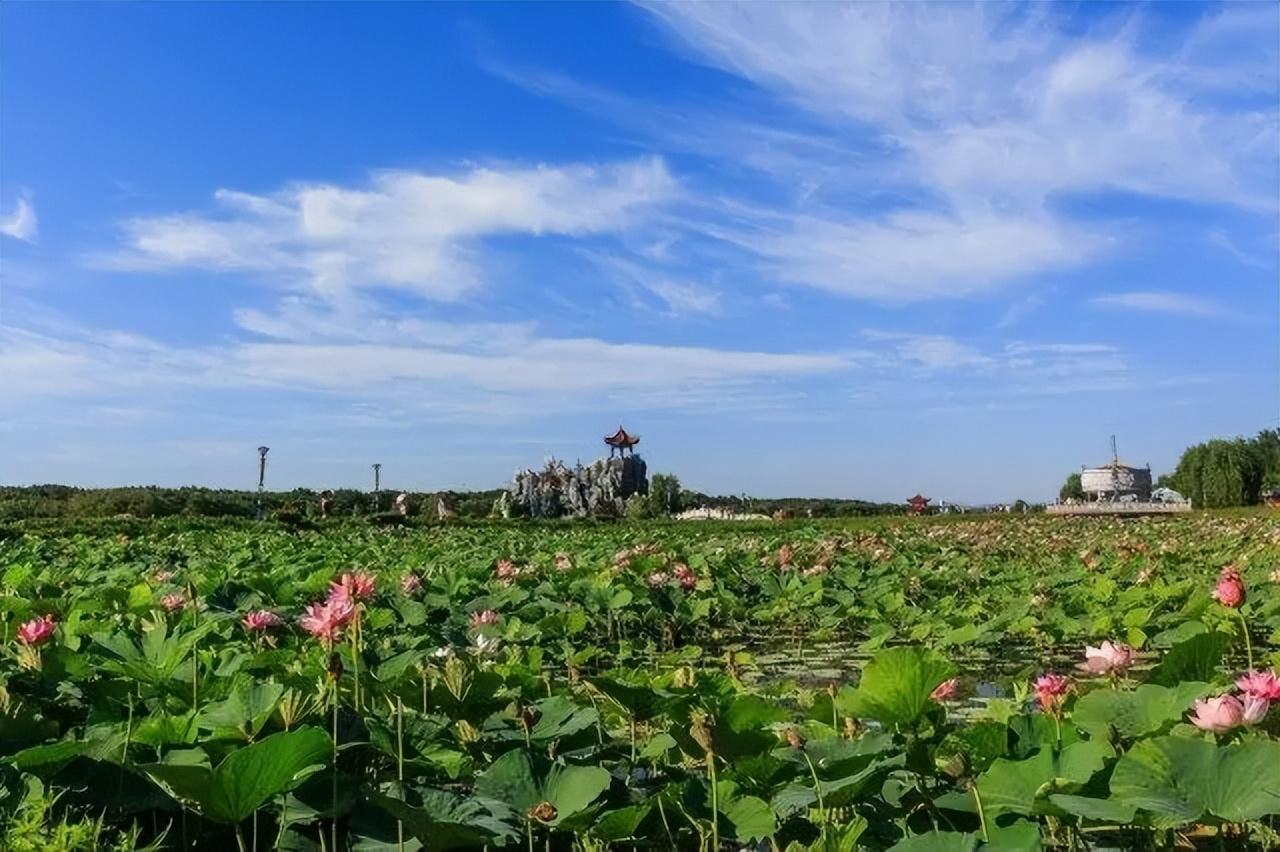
[625,493,653,520]
[1059,472,1084,501]
[646,473,683,517]
[1169,437,1265,508]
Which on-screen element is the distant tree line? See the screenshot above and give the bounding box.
[0,485,504,523]
[675,490,902,518]
[0,480,906,522]
[1158,429,1280,509]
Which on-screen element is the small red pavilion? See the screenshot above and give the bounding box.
[604,426,641,458]
[906,494,931,515]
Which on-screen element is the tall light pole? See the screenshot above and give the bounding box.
[256,446,270,520]
[372,463,382,492]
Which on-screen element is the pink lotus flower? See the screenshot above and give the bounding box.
[1236,669,1280,701]
[495,560,519,581]
[299,598,355,645]
[1241,694,1270,726]
[151,569,175,585]
[241,610,283,633]
[1212,566,1246,608]
[329,571,376,605]
[1190,694,1244,732]
[647,571,670,587]
[672,563,696,590]
[1083,640,1134,675]
[1033,674,1071,712]
[469,609,499,628]
[160,592,187,612]
[16,614,56,647]
[400,573,422,595]
[930,678,958,702]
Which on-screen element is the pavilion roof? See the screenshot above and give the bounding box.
[604,426,640,447]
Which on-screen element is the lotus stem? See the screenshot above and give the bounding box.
[1238,609,1254,670]
[971,782,989,842]
[331,679,340,852]
[708,755,720,852]
[397,696,405,852]
[802,750,826,843]
[351,612,361,711]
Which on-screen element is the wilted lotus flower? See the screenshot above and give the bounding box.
[151,569,175,585]
[160,592,187,613]
[241,610,282,633]
[299,598,355,645]
[1135,567,1154,585]
[1033,674,1071,712]
[471,633,500,656]
[329,571,376,605]
[16,614,56,647]
[527,801,557,823]
[1190,694,1244,732]
[554,552,573,572]
[494,560,519,581]
[1083,640,1134,675]
[1241,694,1270,726]
[1269,568,1280,584]
[469,609,499,628]
[1237,669,1280,701]
[1212,565,1246,608]
[400,573,422,595]
[647,571,670,588]
[930,678,958,702]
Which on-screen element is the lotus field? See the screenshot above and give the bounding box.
[2,514,1279,851]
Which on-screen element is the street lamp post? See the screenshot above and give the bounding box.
[256,446,270,520]
[371,463,382,512]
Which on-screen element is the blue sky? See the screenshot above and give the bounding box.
[1,2,1277,503]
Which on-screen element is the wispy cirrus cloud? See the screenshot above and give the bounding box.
[1091,291,1233,318]
[513,2,1278,305]
[0,196,38,242]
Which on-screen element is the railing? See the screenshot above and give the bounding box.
[1046,501,1192,515]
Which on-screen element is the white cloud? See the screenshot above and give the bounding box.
[0,197,38,242]
[757,210,1100,302]
[1091,291,1231,318]
[0,304,854,412]
[101,159,677,301]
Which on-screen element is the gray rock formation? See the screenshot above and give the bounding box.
[509,455,648,518]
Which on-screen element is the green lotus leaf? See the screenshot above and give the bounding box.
[143,726,330,824]
[1109,735,1280,824]
[846,646,954,728]
[1072,682,1211,740]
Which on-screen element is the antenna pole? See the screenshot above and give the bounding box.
[255,446,270,520]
